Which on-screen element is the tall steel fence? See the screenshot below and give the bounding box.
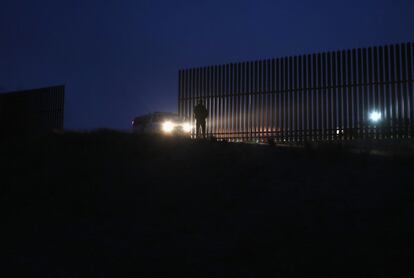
[178,42,414,142]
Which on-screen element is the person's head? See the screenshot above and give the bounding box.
[197,99,203,105]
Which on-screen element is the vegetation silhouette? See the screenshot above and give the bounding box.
[1,130,413,277]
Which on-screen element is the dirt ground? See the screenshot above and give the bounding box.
[1,131,413,277]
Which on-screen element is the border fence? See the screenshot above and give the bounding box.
[178,42,414,142]
[0,85,65,136]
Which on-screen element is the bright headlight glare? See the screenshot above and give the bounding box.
[182,123,192,133]
[369,111,382,123]
[162,121,175,133]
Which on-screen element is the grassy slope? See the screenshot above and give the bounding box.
[1,131,414,277]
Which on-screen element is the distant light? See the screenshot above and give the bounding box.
[162,121,175,133]
[369,111,382,123]
[182,122,192,133]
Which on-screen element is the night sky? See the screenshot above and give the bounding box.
[1,0,413,130]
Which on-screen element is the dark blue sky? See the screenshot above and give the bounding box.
[1,0,413,129]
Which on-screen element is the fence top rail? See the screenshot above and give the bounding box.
[179,42,414,72]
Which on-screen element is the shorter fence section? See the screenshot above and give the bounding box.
[0,85,65,136]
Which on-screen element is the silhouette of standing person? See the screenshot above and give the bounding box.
[194,100,208,139]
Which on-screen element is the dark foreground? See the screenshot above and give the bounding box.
[1,131,413,277]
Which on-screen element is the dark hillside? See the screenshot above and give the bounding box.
[1,131,413,277]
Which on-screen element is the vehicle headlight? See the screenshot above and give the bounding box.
[162,121,175,133]
[182,122,192,133]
